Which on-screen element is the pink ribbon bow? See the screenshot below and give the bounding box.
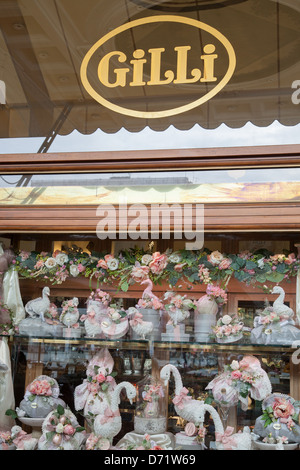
[172,387,192,410]
[100,407,120,425]
[215,426,237,450]
[80,309,97,324]
[130,312,144,326]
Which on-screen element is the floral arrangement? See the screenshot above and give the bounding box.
[13,247,300,293]
[88,288,111,306]
[163,291,195,312]
[261,396,299,432]
[60,297,79,328]
[124,434,164,450]
[44,303,60,325]
[0,430,14,449]
[85,433,110,450]
[206,355,272,411]
[85,364,117,396]
[254,304,290,334]
[262,433,289,445]
[206,284,228,305]
[27,378,53,397]
[0,301,17,335]
[41,404,85,448]
[137,295,164,311]
[106,304,128,324]
[212,314,244,341]
[137,382,165,419]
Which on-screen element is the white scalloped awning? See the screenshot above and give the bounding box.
[0,0,299,138]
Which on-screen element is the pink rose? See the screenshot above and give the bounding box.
[97,259,108,269]
[272,398,295,419]
[231,370,242,380]
[96,373,106,384]
[131,265,149,283]
[63,425,75,436]
[149,252,168,274]
[285,253,296,265]
[174,262,187,272]
[218,258,232,270]
[77,263,86,273]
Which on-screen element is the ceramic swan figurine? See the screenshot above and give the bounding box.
[195,403,252,450]
[93,381,136,440]
[141,279,160,301]
[25,286,50,322]
[129,310,154,339]
[271,286,294,318]
[160,364,205,424]
[81,300,106,337]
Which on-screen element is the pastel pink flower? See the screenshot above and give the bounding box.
[149,252,168,274]
[131,265,150,282]
[63,425,75,436]
[218,258,232,270]
[95,373,106,384]
[174,262,187,272]
[77,263,86,273]
[231,370,242,380]
[272,397,294,419]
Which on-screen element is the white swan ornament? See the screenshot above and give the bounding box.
[129,310,153,339]
[195,403,252,450]
[81,300,106,337]
[93,381,136,440]
[160,364,206,424]
[25,286,50,322]
[271,286,294,318]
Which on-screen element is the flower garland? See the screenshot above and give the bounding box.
[13,247,300,292]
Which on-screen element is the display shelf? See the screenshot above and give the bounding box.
[5,334,297,354]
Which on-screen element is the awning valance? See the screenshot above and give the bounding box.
[0,0,299,138]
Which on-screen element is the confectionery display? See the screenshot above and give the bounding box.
[2,246,300,451]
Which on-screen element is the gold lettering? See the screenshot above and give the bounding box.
[98,51,129,88]
[130,49,147,87]
[147,48,174,85]
[173,46,201,84]
[200,44,218,82]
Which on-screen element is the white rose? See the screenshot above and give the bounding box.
[110,310,121,322]
[230,360,240,370]
[55,423,64,434]
[141,254,153,265]
[107,258,119,270]
[55,253,69,266]
[168,252,182,264]
[221,315,232,325]
[70,264,79,277]
[208,250,224,265]
[45,257,57,269]
[16,407,26,418]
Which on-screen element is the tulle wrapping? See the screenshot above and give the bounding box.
[251,318,300,345]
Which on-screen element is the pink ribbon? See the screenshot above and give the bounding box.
[215,426,237,450]
[130,312,143,326]
[100,407,119,425]
[13,431,33,449]
[80,310,97,324]
[173,387,192,410]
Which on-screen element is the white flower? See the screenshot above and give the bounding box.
[221,315,233,325]
[55,423,64,434]
[208,251,224,265]
[230,360,240,370]
[55,253,69,266]
[168,252,182,264]
[257,257,265,269]
[110,310,121,322]
[70,265,79,277]
[141,254,153,265]
[45,257,57,269]
[107,258,119,270]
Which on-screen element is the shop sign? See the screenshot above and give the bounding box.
[80,15,236,118]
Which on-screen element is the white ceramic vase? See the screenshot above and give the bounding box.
[194,295,218,342]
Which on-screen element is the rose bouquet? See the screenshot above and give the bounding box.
[14,375,66,419]
[85,433,110,450]
[123,434,165,450]
[254,393,300,445]
[38,404,86,450]
[206,355,272,411]
[212,314,244,343]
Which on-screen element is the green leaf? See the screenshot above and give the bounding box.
[120,281,129,292]
[5,409,18,419]
[265,272,285,283]
[245,260,257,270]
[56,404,65,416]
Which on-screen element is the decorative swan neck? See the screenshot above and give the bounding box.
[160,364,183,396]
[111,381,136,411]
[201,403,224,434]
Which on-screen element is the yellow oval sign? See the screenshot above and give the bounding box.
[80,15,236,119]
